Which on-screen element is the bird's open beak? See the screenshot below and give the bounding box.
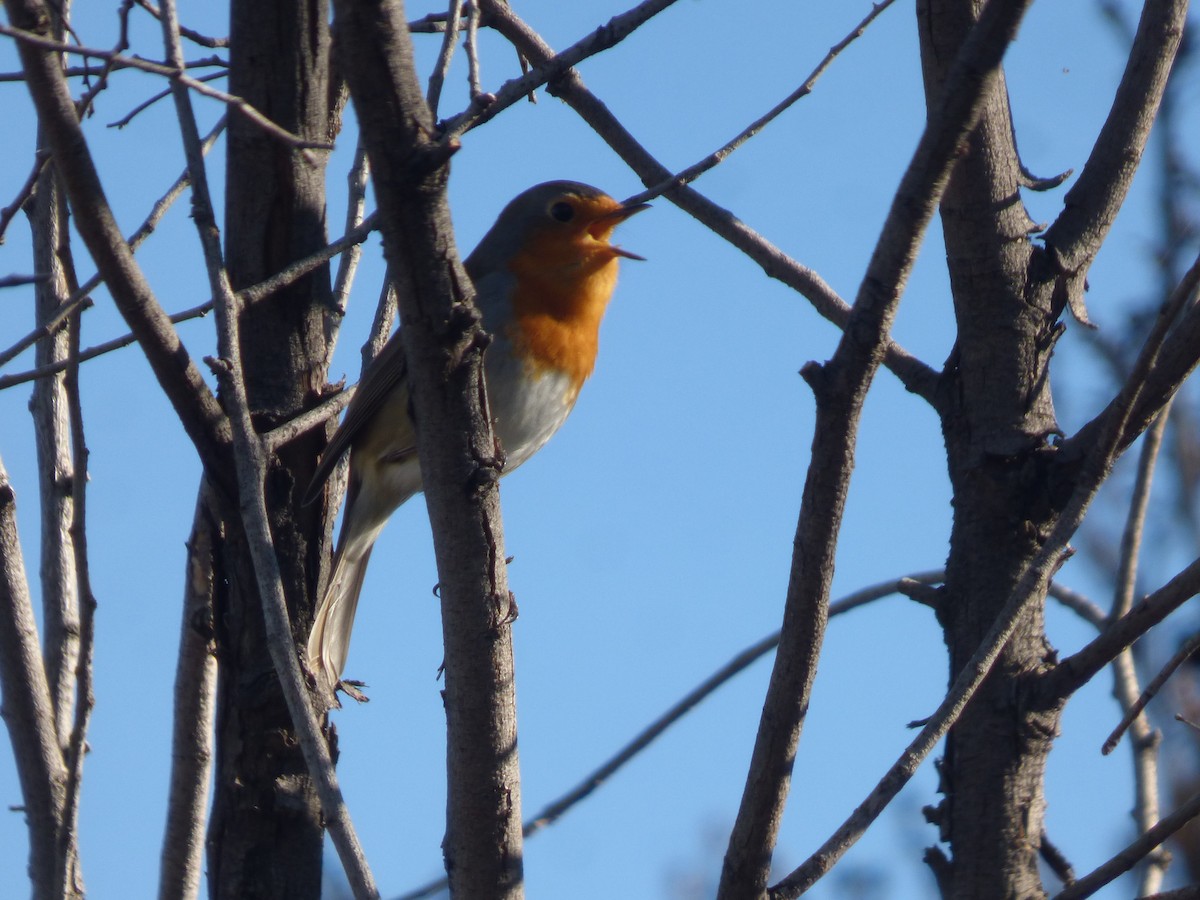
[595,202,650,261]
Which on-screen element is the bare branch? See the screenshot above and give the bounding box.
[26,134,80,752]
[0,303,209,391]
[0,272,48,287]
[625,0,899,206]
[1048,556,1200,698]
[464,1,482,97]
[1040,830,1077,887]
[779,245,1200,896]
[242,213,379,308]
[3,0,232,481]
[1063,250,1200,475]
[6,114,227,370]
[395,570,946,900]
[334,0,524,893]
[0,58,228,80]
[480,0,941,404]
[528,570,946,839]
[0,206,373,392]
[106,69,227,130]
[362,276,398,368]
[1106,630,1200,755]
[133,0,229,48]
[323,140,374,371]
[425,0,462,118]
[0,149,50,245]
[440,0,685,139]
[158,488,218,900]
[0,456,71,897]
[1047,582,1108,630]
[156,1,379,894]
[719,0,1037,891]
[57,280,95,900]
[1043,0,1188,273]
[1052,787,1200,899]
[262,386,356,453]
[1099,398,1171,894]
[0,25,330,153]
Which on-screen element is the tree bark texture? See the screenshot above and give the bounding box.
[332,1,525,895]
[919,0,1067,895]
[204,1,336,897]
[28,155,80,756]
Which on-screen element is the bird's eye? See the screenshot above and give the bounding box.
[548,200,575,223]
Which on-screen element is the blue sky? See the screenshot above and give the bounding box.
[1,1,1195,897]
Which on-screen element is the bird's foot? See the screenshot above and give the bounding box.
[337,678,370,704]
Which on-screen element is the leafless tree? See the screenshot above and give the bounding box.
[1,0,1199,898]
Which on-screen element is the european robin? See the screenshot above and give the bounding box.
[305,181,647,692]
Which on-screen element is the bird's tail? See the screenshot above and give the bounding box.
[307,539,375,693]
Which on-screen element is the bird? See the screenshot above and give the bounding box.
[304,180,647,695]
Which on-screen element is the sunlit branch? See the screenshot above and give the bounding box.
[625,0,899,206]
[0,24,330,153]
[439,0,684,139]
[479,0,941,405]
[156,1,378,893]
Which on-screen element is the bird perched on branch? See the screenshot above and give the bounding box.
[305,180,647,695]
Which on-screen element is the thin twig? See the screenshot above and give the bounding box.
[1051,556,1200,702]
[133,0,228,48]
[0,150,50,245]
[480,0,941,404]
[261,387,356,453]
[363,276,398,368]
[525,569,946,839]
[1048,582,1108,630]
[0,303,209,391]
[107,69,227,129]
[1,3,233,477]
[1052,788,1200,899]
[241,213,379,307]
[425,0,462,118]
[625,0,899,207]
[324,139,373,369]
[1042,0,1188,273]
[464,1,482,97]
[440,0,685,140]
[0,206,374,390]
[1040,830,1077,886]
[0,58,228,80]
[408,11,453,34]
[394,571,947,900]
[70,0,135,119]
[1105,629,1200,755]
[0,24,331,154]
[0,273,48,287]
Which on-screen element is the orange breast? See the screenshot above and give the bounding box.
[504,231,621,389]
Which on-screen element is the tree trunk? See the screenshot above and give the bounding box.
[919,0,1067,895]
[205,2,336,897]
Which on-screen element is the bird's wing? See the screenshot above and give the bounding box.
[305,331,412,503]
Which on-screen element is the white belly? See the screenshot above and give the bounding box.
[484,334,577,474]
